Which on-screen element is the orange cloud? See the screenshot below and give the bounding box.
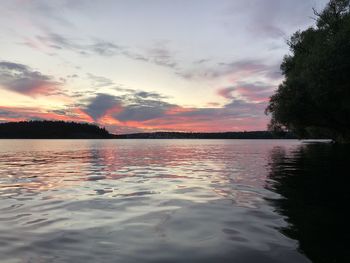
[0,106,93,123]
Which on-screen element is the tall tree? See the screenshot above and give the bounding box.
[266,0,350,142]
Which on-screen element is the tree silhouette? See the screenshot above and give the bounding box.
[0,121,112,139]
[266,0,350,142]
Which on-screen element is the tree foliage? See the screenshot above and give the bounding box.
[266,0,350,142]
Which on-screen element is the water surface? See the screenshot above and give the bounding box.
[0,140,348,262]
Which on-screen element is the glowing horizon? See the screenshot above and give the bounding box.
[0,0,328,133]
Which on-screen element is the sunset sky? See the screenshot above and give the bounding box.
[0,0,328,133]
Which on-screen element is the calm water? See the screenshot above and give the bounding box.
[0,140,348,263]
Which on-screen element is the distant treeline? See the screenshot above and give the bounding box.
[0,121,300,139]
[0,121,112,139]
[113,131,297,139]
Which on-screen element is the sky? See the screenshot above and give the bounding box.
[0,0,328,134]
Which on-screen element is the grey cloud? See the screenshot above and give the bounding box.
[0,109,23,119]
[81,87,266,126]
[67,74,78,78]
[0,61,61,96]
[112,87,168,101]
[193,58,211,65]
[114,98,173,122]
[82,90,173,122]
[116,105,167,122]
[258,25,286,39]
[218,87,236,99]
[113,86,138,94]
[0,61,28,71]
[43,33,73,48]
[178,59,281,81]
[266,69,283,80]
[121,45,178,70]
[236,81,275,92]
[119,97,265,123]
[36,33,121,57]
[173,108,220,120]
[87,73,114,88]
[147,46,178,69]
[224,0,325,40]
[51,109,67,115]
[135,91,155,98]
[49,44,63,49]
[90,41,121,56]
[134,91,167,100]
[121,51,149,62]
[223,99,267,119]
[174,99,265,120]
[218,60,279,77]
[33,33,179,70]
[84,93,121,120]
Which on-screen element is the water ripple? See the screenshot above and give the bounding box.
[0,139,313,263]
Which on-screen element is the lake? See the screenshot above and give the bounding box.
[0,139,348,263]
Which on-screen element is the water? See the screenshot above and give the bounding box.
[0,139,348,263]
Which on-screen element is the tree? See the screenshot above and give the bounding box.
[266,0,350,142]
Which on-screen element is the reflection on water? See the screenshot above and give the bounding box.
[267,143,350,263]
[0,139,347,262]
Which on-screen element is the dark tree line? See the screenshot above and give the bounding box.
[0,121,297,139]
[114,131,297,139]
[266,0,350,143]
[0,121,112,139]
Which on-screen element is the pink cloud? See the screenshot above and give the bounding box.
[217,87,235,99]
[0,106,93,123]
[218,82,275,103]
[0,61,62,97]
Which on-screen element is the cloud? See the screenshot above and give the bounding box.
[0,105,92,123]
[116,106,167,122]
[87,73,114,88]
[218,81,275,102]
[218,87,236,99]
[219,60,274,74]
[223,0,327,40]
[194,59,211,65]
[121,44,179,70]
[83,93,122,121]
[90,41,121,56]
[0,108,25,121]
[82,90,173,122]
[224,99,266,117]
[256,25,286,39]
[37,33,77,50]
[30,32,180,70]
[146,46,178,69]
[234,83,275,102]
[119,45,179,70]
[115,100,173,122]
[0,61,61,96]
[79,88,268,133]
[35,33,121,57]
[1,84,269,133]
[217,60,282,80]
[113,98,267,133]
[178,59,282,81]
[134,91,168,100]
